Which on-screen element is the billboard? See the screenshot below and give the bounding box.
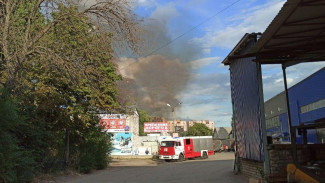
[111,133,133,155]
[175,126,184,133]
[144,122,169,133]
[99,114,127,132]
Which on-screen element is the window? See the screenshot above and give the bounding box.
[161,141,174,147]
[300,99,325,114]
[186,139,191,145]
[266,116,280,129]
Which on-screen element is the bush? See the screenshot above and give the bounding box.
[0,88,35,183]
[77,125,111,173]
[0,86,113,180]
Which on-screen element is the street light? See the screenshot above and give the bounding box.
[166,103,175,112]
[167,102,183,135]
[167,103,176,135]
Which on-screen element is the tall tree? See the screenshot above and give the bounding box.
[0,0,143,177]
[0,0,141,90]
[137,108,151,136]
[187,123,213,136]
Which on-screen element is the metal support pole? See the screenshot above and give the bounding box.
[282,64,297,163]
[256,62,270,180]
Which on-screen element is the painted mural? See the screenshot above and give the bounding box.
[111,133,133,155]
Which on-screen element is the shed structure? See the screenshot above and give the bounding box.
[222,0,325,182]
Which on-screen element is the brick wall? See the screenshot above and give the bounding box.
[268,144,325,181]
[239,158,264,179]
[238,144,325,182]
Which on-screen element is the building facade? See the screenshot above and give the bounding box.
[265,67,325,144]
[189,120,215,130]
[168,120,215,133]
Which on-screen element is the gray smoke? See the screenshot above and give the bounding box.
[117,3,201,118]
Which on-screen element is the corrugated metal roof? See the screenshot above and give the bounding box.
[222,33,262,65]
[248,0,325,64]
[214,127,230,139]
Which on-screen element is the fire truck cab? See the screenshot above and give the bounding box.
[159,139,185,161]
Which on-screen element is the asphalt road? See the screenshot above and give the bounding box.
[52,153,248,183]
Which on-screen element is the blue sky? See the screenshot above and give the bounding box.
[119,0,325,127]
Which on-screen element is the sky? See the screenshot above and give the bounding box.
[121,0,325,127]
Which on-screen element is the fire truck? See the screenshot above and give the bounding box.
[159,136,214,161]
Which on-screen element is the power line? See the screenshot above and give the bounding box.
[119,0,241,71]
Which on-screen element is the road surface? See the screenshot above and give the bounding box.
[50,153,248,183]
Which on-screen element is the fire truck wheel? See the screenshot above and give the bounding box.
[202,152,208,159]
[178,154,185,162]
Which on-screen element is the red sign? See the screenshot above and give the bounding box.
[144,122,169,133]
[100,117,126,132]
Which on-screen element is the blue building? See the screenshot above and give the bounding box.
[265,67,325,144]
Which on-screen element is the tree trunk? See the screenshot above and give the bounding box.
[64,128,70,167]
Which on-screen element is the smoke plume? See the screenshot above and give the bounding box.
[117,3,201,118]
[118,55,191,117]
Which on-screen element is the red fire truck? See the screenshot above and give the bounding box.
[159,136,214,161]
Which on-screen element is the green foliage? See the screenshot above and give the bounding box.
[77,123,112,173]
[187,123,213,136]
[0,1,126,181]
[0,88,35,183]
[137,109,151,136]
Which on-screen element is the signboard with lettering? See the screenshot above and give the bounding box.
[144,122,169,133]
[99,114,127,132]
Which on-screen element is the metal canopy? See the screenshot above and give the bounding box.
[222,33,261,65]
[248,0,325,64]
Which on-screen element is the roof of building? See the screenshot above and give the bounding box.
[248,0,325,64]
[215,127,232,133]
[222,33,262,65]
[214,127,232,139]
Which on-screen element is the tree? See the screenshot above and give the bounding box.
[187,123,213,136]
[0,0,143,178]
[137,108,151,136]
[0,0,142,90]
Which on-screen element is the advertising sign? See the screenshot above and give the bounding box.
[111,133,133,155]
[175,126,184,133]
[144,122,169,133]
[99,114,127,132]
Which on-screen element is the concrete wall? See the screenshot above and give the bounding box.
[109,112,139,156]
[137,136,160,155]
[127,113,139,150]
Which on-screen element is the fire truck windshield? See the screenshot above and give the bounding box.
[160,141,174,147]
